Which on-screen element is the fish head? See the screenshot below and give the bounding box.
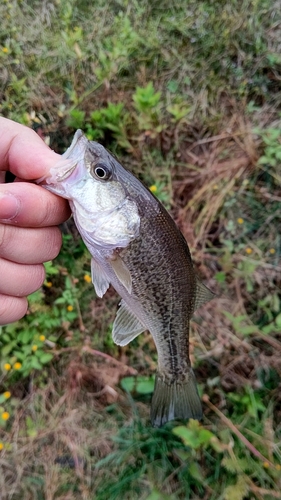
[38,130,140,249]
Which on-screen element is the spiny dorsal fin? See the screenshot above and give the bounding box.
[91,258,110,298]
[112,299,145,346]
[194,278,215,311]
[110,255,132,294]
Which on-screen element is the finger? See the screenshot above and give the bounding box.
[0,294,28,326]
[0,259,45,297]
[0,117,71,180]
[0,224,62,264]
[0,182,71,227]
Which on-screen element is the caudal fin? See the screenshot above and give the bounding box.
[150,371,203,427]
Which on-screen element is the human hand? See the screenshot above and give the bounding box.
[0,117,71,325]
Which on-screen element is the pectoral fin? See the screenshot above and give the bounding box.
[194,278,215,311]
[91,258,110,298]
[112,299,145,346]
[110,255,132,294]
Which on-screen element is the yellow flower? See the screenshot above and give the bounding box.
[213,184,218,190]
[39,335,46,342]
[263,461,269,469]
[0,443,3,450]
[45,281,53,288]
[269,248,275,254]
[67,305,73,312]
[1,412,9,421]
[84,274,91,283]
[3,392,11,400]
[245,247,252,254]
[2,47,9,54]
[32,345,38,352]
[237,218,244,224]
[149,185,157,193]
[3,363,11,371]
[13,362,22,370]
[276,464,281,470]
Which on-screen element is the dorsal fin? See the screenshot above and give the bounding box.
[194,278,215,311]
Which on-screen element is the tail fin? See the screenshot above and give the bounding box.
[150,370,203,427]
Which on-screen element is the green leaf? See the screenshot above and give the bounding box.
[223,475,250,500]
[37,353,53,364]
[188,462,204,482]
[30,357,42,370]
[145,490,170,500]
[136,377,155,394]
[1,342,17,357]
[120,376,135,392]
[238,325,258,335]
[275,313,281,328]
[120,376,154,394]
[54,297,66,305]
[44,261,59,276]
[18,330,33,344]
[173,421,214,450]
[66,109,85,129]
[215,271,226,283]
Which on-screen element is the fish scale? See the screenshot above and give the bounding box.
[38,129,214,426]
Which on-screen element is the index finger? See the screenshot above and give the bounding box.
[0,182,71,227]
[0,117,68,180]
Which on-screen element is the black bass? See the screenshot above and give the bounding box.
[39,130,214,426]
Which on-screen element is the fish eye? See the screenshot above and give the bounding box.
[91,162,112,180]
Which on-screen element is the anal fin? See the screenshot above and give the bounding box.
[112,299,145,346]
[91,258,110,298]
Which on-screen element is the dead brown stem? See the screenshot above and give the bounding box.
[202,394,275,467]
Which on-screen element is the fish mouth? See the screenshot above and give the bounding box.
[54,161,78,181]
[36,158,78,185]
[62,129,84,160]
[37,129,88,185]
[54,129,89,181]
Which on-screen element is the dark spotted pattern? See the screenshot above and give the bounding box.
[82,141,198,382]
[118,192,197,381]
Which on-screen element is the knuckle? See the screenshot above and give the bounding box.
[0,224,8,254]
[31,264,45,289]
[33,192,54,227]
[45,227,62,259]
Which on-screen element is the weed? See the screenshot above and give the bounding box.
[0,0,281,498]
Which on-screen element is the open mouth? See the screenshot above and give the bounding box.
[62,129,84,160]
[55,162,78,181]
[37,130,88,185]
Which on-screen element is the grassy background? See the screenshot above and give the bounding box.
[0,0,281,498]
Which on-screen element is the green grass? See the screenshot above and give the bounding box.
[0,0,281,498]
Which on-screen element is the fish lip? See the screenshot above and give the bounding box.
[62,129,84,160]
[55,129,86,181]
[36,158,78,185]
[55,161,78,181]
[37,129,87,185]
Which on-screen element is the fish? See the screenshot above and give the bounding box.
[38,129,214,427]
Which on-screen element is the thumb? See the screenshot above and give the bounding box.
[0,117,68,180]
